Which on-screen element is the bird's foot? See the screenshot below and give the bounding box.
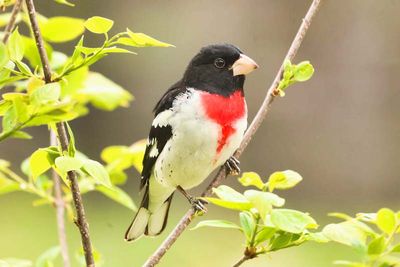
[225,156,240,176]
[189,197,208,215]
[177,186,208,215]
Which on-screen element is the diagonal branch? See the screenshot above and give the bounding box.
[24,0,95,266]
[143,0,323,266]
[2,0,22,43]
[51,131,71,267]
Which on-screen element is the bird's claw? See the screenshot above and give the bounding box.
[225,156,240,176]
[189,197,208,215]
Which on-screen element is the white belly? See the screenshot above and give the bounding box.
[152,89,247,190]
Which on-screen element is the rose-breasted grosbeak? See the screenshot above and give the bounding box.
[125,44,258,241]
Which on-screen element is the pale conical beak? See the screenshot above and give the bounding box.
[232,54,259,76]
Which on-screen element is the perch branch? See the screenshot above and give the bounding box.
[51,132,71,267]
[24,0,95,266]
[143,0,323,266]
[2,0,22,43]
[232,255,251,267]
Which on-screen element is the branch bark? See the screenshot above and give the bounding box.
[24,0,95,266]
[143,0,323,266]
[232,255,251,267]
[51,132,71,267]
[2,0,22,43]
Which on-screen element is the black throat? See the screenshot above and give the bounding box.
[183,67,245,97]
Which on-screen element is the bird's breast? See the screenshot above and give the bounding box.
[200,90,247,154]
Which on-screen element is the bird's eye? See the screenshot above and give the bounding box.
[214,58,225,68]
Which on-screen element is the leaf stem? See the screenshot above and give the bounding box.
[24,0,95,266]
[143,0,323,266]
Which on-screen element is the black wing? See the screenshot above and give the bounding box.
[140,81,187,189]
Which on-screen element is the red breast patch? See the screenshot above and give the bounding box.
[200,90,246,154]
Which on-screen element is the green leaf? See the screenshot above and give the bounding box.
[82,159,111,187]
[244,190,285,219]
[30,83,61,105]
[55,156,83,174]
[15,60,33,76]
[2,105,17,133]
[367,235,386,255]
[7,28,24,61]
[269,232,293,251]
[213,185,249,203]
[121,28,175,47]
[293,61,314,82]
[35,246,60,267]
[75,72,133,111]
[271,209,318,234]
[11,131,32,140]
[0,42,8,68]
[84,16,114,34]
[376,208,397,234]
[42,17,85,43]
[191,220,242,231]
[101,47,136,55]
[305,232,330,243]
[206,185,252,210]
[205,197,252,211]
[238,172,264,189]
[391,243,400,253]
[322,221,367,248]
[96,184,136,210]
[12,96,29,123]
[268,170,302,192]
[30,148,59,179]
[254,226,276,244]
[240,211,255,242]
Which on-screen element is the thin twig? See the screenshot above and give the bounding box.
[232,255,251,267]
[143,0,323,266]
[51,131,71,267]
[2,0,22,43]
[24,0,95,266]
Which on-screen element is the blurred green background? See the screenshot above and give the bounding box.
[1,0,400,266]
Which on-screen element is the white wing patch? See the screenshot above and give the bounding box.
[152,110,173,127]
[149,140,159,158]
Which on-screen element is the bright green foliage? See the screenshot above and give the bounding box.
[101,139,146,184]
[194,170,324,263]
[84,16,114,34]
[323,208,400,266]
[238,172,264,190]
[41,17,85,43]
[0,14,173,142]
[267,170,302,192]
[276,59,314,97]
[0,2,172,265]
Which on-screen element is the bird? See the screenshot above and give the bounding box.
[125,43,258,241]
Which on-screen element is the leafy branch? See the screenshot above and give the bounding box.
[192,171,326,267]
[24,0,95,265]
[143,0,323,266]
[322,209,400,266]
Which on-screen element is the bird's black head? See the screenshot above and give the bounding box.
[182,44,258,96]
